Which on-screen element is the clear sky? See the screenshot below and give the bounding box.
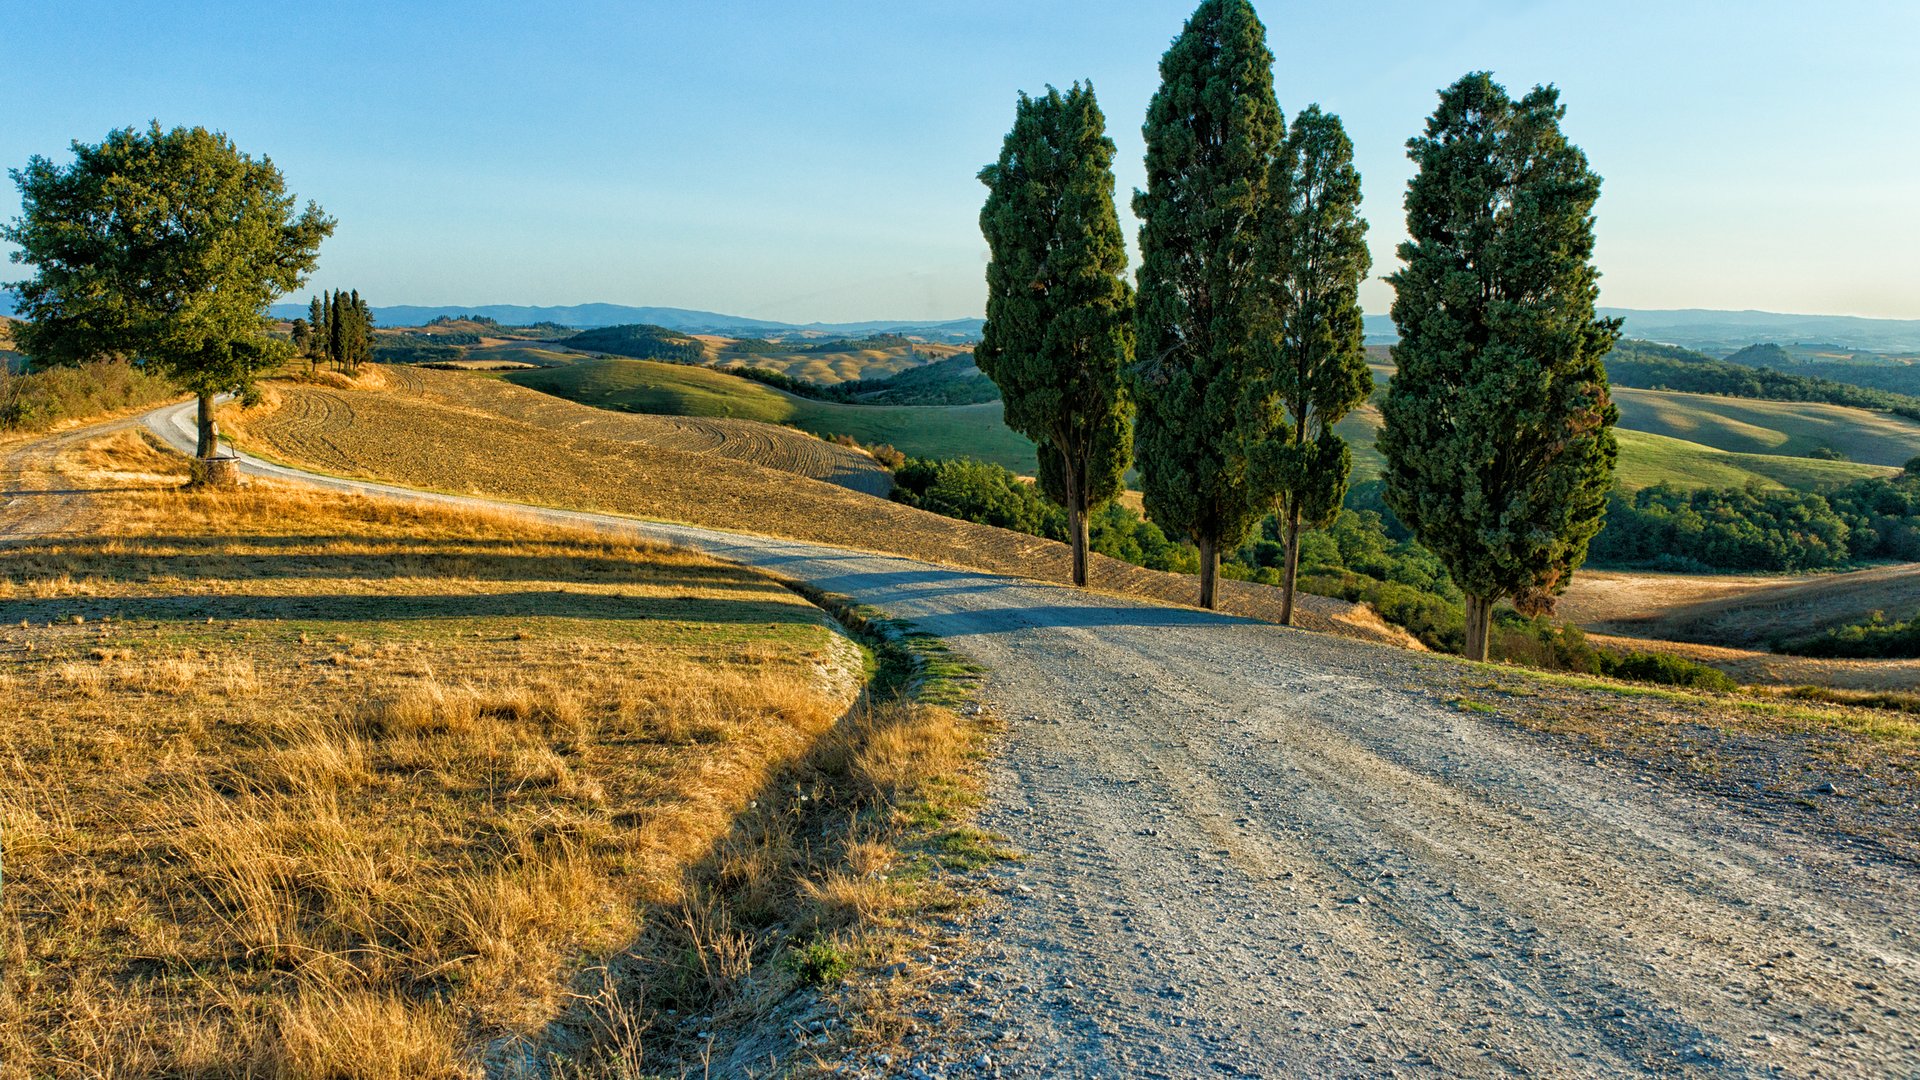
[4,1,1916,322]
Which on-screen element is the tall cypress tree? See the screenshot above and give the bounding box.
[1132,0,1286,609]
[1253,105,1373,625]
[1380,73,1620,661]
[348,288,369,370]
[325,290,342,369]
[978,83,1134,587]
[305,294,325,366]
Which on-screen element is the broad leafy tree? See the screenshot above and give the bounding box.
[3,123,332,468]
[1252,105,1373,625]
[1380,74,1619,661]
[1132,0,1286,609]
[978,83,1135,586]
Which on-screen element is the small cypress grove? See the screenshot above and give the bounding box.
[293,289,374,373]
[980,3,1617,662]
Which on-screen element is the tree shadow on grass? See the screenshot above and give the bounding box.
[0,535,778,591]
[2,590,823,628]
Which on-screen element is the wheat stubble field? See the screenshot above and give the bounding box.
[0,425,981,1076]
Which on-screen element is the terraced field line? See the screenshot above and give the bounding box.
[142,399,1920,1078]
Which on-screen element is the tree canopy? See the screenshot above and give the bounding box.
[1379,74,1619,660]
[2,122,332,462]
[1130,0,1286,608]
[1251,104,1373,624]
[977,81,1135,586]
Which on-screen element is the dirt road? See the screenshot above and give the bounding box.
[136,402,1920,1076]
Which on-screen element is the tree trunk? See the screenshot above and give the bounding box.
[1063,453,1089,587]
[1463,593,1495,662]
[1280,505,1303,626]
[1198,536,1218,610]
[188,392,241,488]
[196,392,219,460]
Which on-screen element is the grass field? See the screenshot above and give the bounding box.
[1611,386,1920,467]
[518,356,1914,493]
[0,429,876,1072]
[506,357,1038,472]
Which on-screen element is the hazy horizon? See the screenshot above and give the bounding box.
[5,1,1916,323]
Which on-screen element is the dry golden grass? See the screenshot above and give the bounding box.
[0,429,959,1076]
[223,367,1411,646]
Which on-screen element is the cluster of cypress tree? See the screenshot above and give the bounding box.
[978,0,1616,660]
[291,289,373,372]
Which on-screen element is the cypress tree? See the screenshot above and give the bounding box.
[1252,105,1373,625]
[977,83,1134,587]
[348,289,368,370]
[1132,0,1286,609]
[1380,73,1620,662]
[325,291,342,369]
[305,295,325,366]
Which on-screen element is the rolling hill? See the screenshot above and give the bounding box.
[505,358,1037,471]
[1610,387,1920,467]
[260,299,986,341]
[1333,392,1897,492]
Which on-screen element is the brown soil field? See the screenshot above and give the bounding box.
[1559,565,1920,690]
[1560,564,1920,647]
[225,367,1414,648]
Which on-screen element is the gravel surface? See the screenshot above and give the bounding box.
[143,401,1920,1077]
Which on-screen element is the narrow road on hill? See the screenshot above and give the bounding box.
[136,403,1920,1076]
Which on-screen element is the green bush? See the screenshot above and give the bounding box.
[891,457,1064,539]
[1596,650,1738,691]
[786,940,851,988]
[1787,611,1920,659]
[0,359,177,433]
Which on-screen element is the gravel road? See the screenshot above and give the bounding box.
[140,403,1920,1077]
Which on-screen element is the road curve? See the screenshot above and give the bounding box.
[144,402,1920,1077]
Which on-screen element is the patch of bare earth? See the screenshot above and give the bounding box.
[1560,566,1920,689]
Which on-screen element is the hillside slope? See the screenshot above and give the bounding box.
[369,365,891,496]
[222,368,1406,645]
[1611,386,1920,467]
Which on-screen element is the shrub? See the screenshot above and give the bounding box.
[0,359,177,432]
[785,940,851,988]
[1596,650,1738,691]
[890,457,1064,539]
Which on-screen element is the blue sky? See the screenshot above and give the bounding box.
[4,1,1916,322]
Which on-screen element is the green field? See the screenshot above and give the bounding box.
[506,357,1038,471]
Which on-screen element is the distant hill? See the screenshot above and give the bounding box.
[1364,308,1920,354]
[260,299,985,341]
[1601,339,1920,421]
[1602,309,1920,354]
